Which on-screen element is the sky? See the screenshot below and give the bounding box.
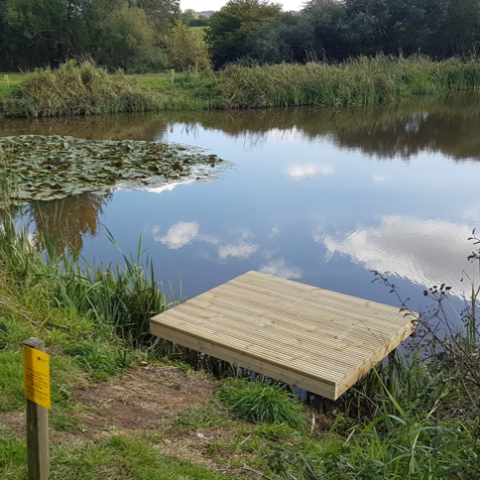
[181,1,305,12]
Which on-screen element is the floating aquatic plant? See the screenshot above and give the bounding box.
[0,135,224,206]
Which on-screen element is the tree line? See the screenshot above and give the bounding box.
[2,0,480,72]
[206,0,480,67]
[0,0,210,71]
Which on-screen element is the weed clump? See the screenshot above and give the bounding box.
[66,339,131,381]
[1,61,160,117]
[217,378,306,429]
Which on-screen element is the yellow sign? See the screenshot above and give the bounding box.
[23,347,51,409]
[171,69,174,74]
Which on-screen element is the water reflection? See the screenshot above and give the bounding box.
[27,193,112,254]
[259,259,303,280]
[156,222,200,250]
[321,216,473,298]
[3,93,480,161]
[0,115,169,141]
[286,163,335,181]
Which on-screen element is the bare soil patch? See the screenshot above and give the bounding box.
[74,365,217,435]
[0,365,216,442]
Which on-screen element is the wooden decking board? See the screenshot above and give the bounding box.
[160,311,348,382]
[197,288,394,330]
[150,271,416,400]
[173,300,383,357]
[178,296,404,348]
[231,272,401,316]
[166,311,382,378]
[164,308,378,373]
[175,288,408,341]
[202,279,410,329]
[163,299,405,367]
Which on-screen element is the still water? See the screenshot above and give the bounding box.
[2,94,480,313]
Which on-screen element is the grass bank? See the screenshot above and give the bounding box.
[3,56,480,117]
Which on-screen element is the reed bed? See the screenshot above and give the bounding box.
[3,56,480,117]
[208,56,480,109]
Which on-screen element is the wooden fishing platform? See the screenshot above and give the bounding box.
[150,271,417,400]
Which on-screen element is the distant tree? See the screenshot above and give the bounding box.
[433,0,480,57]
[304,0,349,60]
[205,0,282,67]
[245,12,315,63]
[88,5,168,71]
[343,0,450,56]
[181,8,198,22]
[163,20,211,69]
[136,0,180,30]
[1,0,179,70]
[190,13,210,26]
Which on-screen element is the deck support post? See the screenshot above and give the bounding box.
[314,395,324,413]
[388,349,397,388]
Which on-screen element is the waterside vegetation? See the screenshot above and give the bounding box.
[4,56,480,117]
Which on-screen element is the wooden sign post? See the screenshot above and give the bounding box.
[23,338,50,480]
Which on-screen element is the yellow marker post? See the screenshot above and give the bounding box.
[23,338,50,480]
[4,74,9,88]
[23,344,51,409]
[171,68,175,84]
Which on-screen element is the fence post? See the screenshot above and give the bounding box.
[23,338,50,480]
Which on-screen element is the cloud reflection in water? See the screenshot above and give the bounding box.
[156,221,199,249]
[260,259,303,280]
[286,163,334,181]
[219,244,260,260]
[319,215,473,297]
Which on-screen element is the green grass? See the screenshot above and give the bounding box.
[173,402,229,430]
[0,428,229,480]
[0,73,22,98]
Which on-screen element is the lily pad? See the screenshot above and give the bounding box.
[0,135,226,207]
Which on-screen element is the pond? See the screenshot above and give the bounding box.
[2,94,480,314]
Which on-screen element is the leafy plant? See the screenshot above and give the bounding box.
[66,339,131,379]
[217,378,307,429]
